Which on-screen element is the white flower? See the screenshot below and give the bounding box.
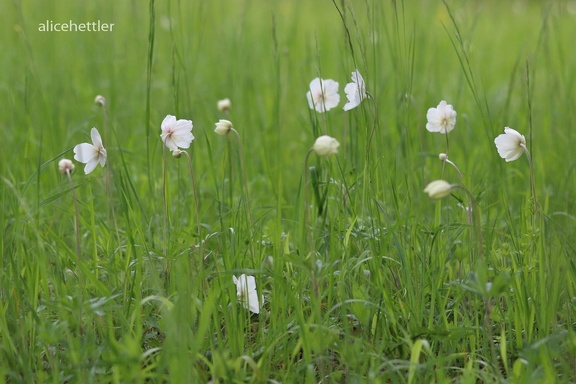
[232,274,260,314]
[94,95,106,106]
[343,69,367,111]
[160,115,194,151]
[424,180,453,200]
[426,100,457,134]
[73,127,107,174]
[494,127,526,162]
[58,159,75,174]
[306,78,340,113]
[214,119,233,136]
[217,98,231,112]
[313,135,340,156]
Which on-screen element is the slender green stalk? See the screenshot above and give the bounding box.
[452,184,483,260]
[182,150,203,257]
[303,148,314,251]
[521,144,539,224]
[231,127,254,255]
[66,170,81,262]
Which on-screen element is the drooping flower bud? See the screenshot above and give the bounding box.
[312,135,340,156]
[214,119,233,136]
[94,95,106,106]
[423,180,453,200]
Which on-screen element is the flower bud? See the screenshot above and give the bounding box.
[94,95,106,106]
[439,153,448,161]
[172,149,183,158]
[214,119,233,136]
[217,98,231,112]
[423,180,453,200]
[312,135,340,156]
[58,159,75,174]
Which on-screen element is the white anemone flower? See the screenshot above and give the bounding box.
[426,100,457,134]
[313,135,340,156]
[306,77,340,113]
[73,127,107,174]
[160,115,194,151]
[494,127,526,162]
[233,274,260,314]
[343,69,367,111]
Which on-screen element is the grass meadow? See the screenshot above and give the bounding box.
[1,0,576,382]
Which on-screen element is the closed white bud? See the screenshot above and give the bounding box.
[217,98,231,112]
[58,159,75,174]
[214,119,233,136]
[423,180,453,200]
[172,149,183,158]
[439,153,448,161]
[94,95,106,106]
[313,135,340,156]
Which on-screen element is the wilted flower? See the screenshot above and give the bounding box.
[214,119,233,136]
[160,115,194,151]
[343,69,367,111]
[58,159,75,174]
[424,180,453,200]
[232,274,260,314]
[306,77,340,113]
[94,95,106,106]
[426,100,457,134]
[73,127,107,174]
[313,135,340,156]
[494,127,526,162]
[217,98,231,112]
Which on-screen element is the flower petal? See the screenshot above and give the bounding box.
[172,119,193,134]
[161,115,176,133]
[173,132,194,149]
[246,290,260,314]
[90,127,103,148]
[83,158,99,174]
[73,143,97,163]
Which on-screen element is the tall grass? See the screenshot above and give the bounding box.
[1,0,575,382]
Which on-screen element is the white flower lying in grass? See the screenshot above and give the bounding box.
[306,77,340,113]
[233,274,260,314]
[160,115,194,151]
[343,69,367,111]
[313,135,340,156]
[214,119,233,136]
[424,180,453,200]
[494,127,526,162]
[426,100,457,134]
[73,127,107,174]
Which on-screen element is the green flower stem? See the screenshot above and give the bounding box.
[66,170,81,262]
[162,144,168,259]
[231,128,254,252]
[441,133,450,179]
[303,148,314,251]
[521,144,539,224]
[182,150,203,258]
[452,184,483,260]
